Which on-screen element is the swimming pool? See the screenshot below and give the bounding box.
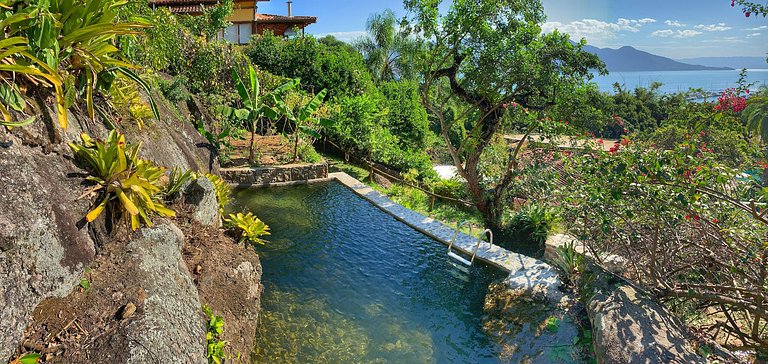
[232,181,507,363]
[233,181,581,363]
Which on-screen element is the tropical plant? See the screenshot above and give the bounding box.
[267,85,332,163]
[203,305,228,364]
[744,87,768,144]
[69,131,175,231]
[226,65,298,162]
[205,173,231,215]
[0,4,64,127]
[163,167,195,200]
[225,212,270,245]
[506,203,560,248]
[551,241,585,285]
[355,9,422,82]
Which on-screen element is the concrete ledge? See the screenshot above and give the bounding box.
[329,172,566,304]
[221,162,328,186]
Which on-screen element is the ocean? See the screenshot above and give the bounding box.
[590,69,768,95]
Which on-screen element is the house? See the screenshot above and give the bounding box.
[148,0,317,43]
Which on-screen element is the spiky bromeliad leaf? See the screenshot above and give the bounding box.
[225,212,270,245]
[70,130,176,230]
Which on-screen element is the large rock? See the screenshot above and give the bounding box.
[184,177,221,226]
[83,224,207,363]
[587,278,706,364]
[0,133,95,361]
[504,255,566,305]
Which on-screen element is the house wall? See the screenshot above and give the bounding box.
[230,8,254,22]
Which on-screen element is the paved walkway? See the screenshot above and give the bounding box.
[330,172,564,303]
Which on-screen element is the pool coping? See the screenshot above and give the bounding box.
[328,172,565,303]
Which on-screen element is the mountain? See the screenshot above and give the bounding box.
[582,45,733,72]
[677,56,768,70]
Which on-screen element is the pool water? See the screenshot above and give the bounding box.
[232,182,509,363]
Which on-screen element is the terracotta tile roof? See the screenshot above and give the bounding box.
[255,13,317,24]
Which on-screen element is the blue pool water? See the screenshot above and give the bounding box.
[232,182,510,363]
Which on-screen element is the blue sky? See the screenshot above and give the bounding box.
[257,0,768,59]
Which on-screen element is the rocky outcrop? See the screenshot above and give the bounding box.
[85,224,207,363]
[503,257,566,305]
[0,131,96,361]
[221,162,328,185]
[585,271,706,364]
[0,88,253,362]
[184,177,221,226]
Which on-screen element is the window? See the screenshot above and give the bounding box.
[238,23,251,44]
[223,24,238,43]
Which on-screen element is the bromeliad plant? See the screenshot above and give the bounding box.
[1,0,155,129]
[0,2,65,127]
[69,131,175,231]
[225,212,270,245]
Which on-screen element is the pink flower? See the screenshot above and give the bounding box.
[746,11,751,17]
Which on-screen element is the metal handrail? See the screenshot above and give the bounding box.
[470,229,493,264]
[448,221,473,253]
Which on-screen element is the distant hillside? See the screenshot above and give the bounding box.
[677,56,768,70]
[582,45,733,72]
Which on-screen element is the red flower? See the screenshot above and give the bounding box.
[712,219,719,224]
[731,0,735,6]
[746,11,751,17]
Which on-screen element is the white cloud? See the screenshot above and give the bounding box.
[665,20,686,27]
[311,31,367,42]
[651,29,703,38]
[744,25,768,31]
[541,18,656,44]
[747,32,761,37]
[694,23,732,32]
[702,37,747,43]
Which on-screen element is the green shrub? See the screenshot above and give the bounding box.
[297,142,323,163]
[203,305,228,364]
[380,80,430,150]
[158,76,191,103]
[245,32,375,98]
[505,203,560,249]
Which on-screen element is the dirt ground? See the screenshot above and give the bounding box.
[227,135,294,167]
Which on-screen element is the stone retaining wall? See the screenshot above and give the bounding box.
[221,162,328,186]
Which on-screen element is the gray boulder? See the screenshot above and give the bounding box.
[86,224,207,363]
[184,177,221,226]
[0,137,95,361]
[587,282,706,364]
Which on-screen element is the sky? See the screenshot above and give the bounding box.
[257,0,768,59]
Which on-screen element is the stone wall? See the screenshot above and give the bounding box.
[221,162,328,186]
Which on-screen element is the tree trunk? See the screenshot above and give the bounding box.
[293,132,300,163]
[249,120,257,163]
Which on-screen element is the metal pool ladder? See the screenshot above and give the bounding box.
[447,222,494,266]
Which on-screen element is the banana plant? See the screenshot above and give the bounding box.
[224,65,298,163]
[266,87,333,163]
